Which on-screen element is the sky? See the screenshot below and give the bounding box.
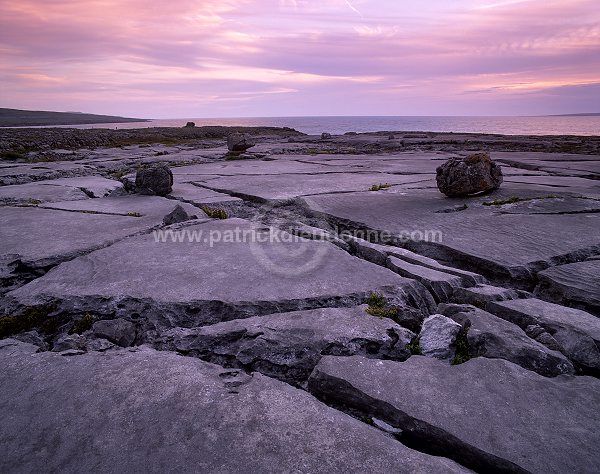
[0,0,599,118]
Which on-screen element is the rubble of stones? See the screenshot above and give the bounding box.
[1,127,599,473]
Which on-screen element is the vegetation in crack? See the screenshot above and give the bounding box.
[364,292,400,321]
[70,313,95,335]
[483,195,557,206]
[407,337,422,355]
[452,325,472,365]
[202,206,229,219]
[0,305,59,339]
[369,183,393,192]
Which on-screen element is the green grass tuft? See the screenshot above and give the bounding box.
[369,183,392,192]
[407,337,422,355]
[71,314,95,335]
[202,206,228,219]
[0,150,26,160]
[452,326,471,365]
[110,169,129,179]
[0,306,56,338]
[483,195,558,207]
[364,292,400,320]
[482,196,524,206]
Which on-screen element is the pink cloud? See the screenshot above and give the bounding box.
[0,0,598,116]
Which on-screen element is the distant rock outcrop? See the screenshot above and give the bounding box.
[135,164,173,196]
[321,132,332,140]
[436,152,503,197]
[184,122,196,128]
[227,133,255,152]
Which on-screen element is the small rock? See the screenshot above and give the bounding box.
[321,132,332,140]
[52,334,87,352]
[452,284,520,308]
[535,332,563,352]
[436,152,503,197]
[163,204,195,225]
[86,338,116,352]
[93,318,136,347]
[435,204,468,214]
[525,324,545,339]
[135,164,173,196]
[60,349,86,357]
[13,330,48,351]
[388,134,396,140]
[184,122,196,128]
[418,314,461,360]
[227,133,255,152]
[0,338,40,355]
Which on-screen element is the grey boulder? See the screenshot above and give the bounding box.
[436,152,503,197]
[418,314,461,360]
[52,334,87,353]
[135,164,173,196]
[227,133,255,152]
[93,318,136,347]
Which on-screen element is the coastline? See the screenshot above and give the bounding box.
[1,126,599,162]
[0,126,599,473]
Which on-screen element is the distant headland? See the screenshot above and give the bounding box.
[0,108,150,127]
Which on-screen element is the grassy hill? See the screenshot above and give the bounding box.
[0,108,150,127]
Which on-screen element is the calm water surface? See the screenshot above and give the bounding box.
[14,115,600,136]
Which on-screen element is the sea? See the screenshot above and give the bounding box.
[15,115,600,136]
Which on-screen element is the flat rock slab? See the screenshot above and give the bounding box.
[0,176,124,204]
[387,256,464,303]
[452,284,521,307]
[488,298,600,372]
[6,219,432,326]
[303,191,600,284]
[496,197,600,215]
[200,172,431,202]
[504,175,600,196]
[154,306,414,383]
[440,304,574,376]
[39,195,200,218]
[0,182,89,203]
[43,176,125,197]
[348,236,485,285]
[535,260,600,314]
[171,159,332,176]
[0,206,159,270]
[308,355,600,474]
[0,162,95,185]
[169,182,242,207]
[0,347,466,474]
[0,198,204,294]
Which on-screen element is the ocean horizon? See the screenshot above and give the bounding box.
[11,115,600,137]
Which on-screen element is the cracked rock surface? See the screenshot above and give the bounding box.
[0,345,468,474]
[1,128,599,472]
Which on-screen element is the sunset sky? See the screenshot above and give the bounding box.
[1,0,599,118]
